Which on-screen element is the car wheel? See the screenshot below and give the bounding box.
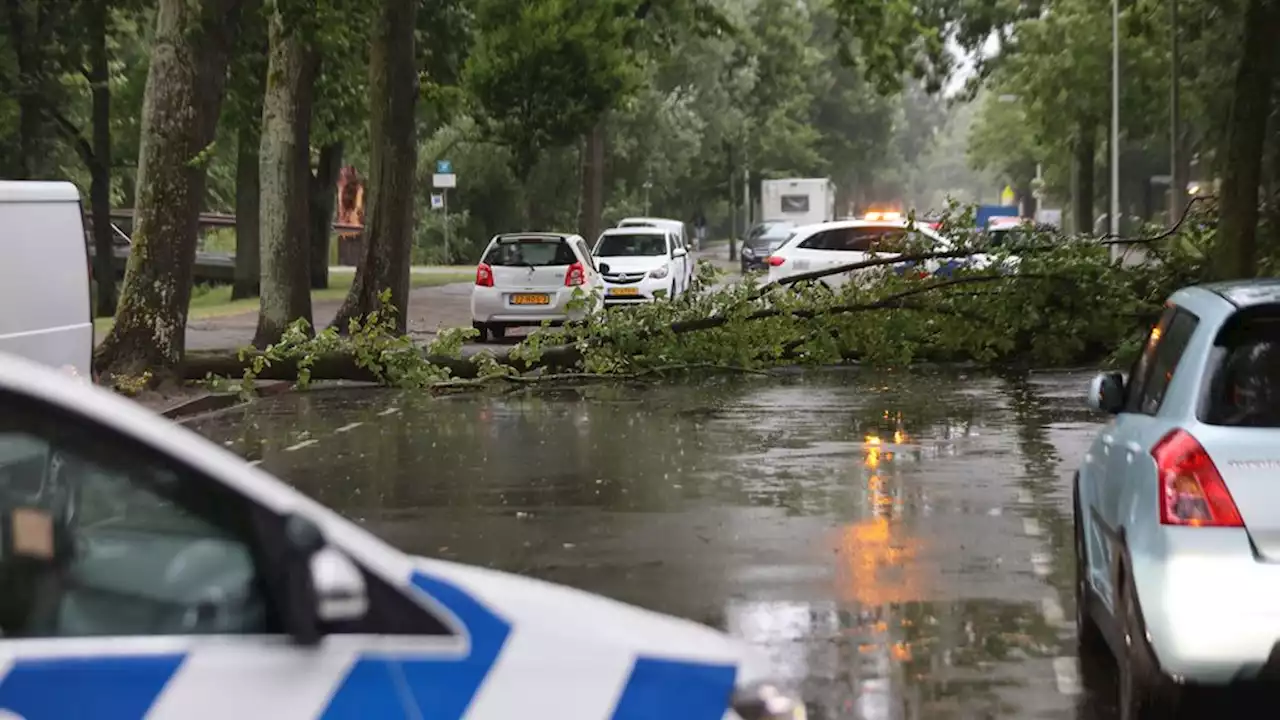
[490,324,506,341]
[472,322,489,343]
[1073,478,1108,661]
[741,261,749,274]
[1117,563,1182,720]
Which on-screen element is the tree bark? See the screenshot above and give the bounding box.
[233,122,262,299]
[93,0,240,379]
[577,121,605,243]
[1071,121,1096,235]
[310,141,344,289]
[1212,0,1280,280]
[253,7,315,347]
[87,0,115,317]
[331,0,417,334]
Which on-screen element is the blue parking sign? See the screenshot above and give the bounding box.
[436,160,452,174]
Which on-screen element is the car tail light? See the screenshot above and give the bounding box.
[1152,429,1243,527]
[767,255,786,267]
[475,263,494,287]
[565,261,586,286]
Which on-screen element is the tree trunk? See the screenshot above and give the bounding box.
[87,0,115,317]
[1071,121,1096,235]
[233,122,262,299]
[1212,0,1280,280]
[253,8,315,347]
[310,141,344,289]
[577,121,605,243]
[93,0,240,379]
[5,0,44,178]
[331,0,417,334]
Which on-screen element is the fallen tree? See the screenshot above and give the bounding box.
[170,204,1219,395]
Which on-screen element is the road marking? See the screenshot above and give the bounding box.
[1023,517,1043,537]
[247,459,262,467]
[1041,596,1066,626]
[335,422,364,434]
[1031,552,1053,578]
[1053,656,1082,695]
[378,407,400,417]
[285,439,318,452]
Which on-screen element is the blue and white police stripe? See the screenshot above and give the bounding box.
[0,568,746,719]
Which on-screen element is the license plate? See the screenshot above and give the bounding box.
[510,293,550,305]
[608,287,640,297]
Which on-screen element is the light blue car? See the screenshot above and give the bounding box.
[1076,279,1280,718]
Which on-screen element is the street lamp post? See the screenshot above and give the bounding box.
[1110,0,1121,253]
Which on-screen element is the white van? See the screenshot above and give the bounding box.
[0,181,92,377]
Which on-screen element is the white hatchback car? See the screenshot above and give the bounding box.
[764,219,959,290]
[470,233,604,342]
[593,227,688,305]
[617,217,693,288]
[0,352,805,719]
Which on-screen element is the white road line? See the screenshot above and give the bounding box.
[247,459,262,467]
[1053,656,1082,695]
[335,422,364,434]
[1023,517,1043,537]
[378,407,400,417]
[285,439,318,452]
[1041,596,1066,626]
[1031,552,1053,578]
[1017,490,1033,505]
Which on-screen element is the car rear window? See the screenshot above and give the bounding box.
[1201,306,1280,427]
[483,237,577,267]
[595,234,667,257]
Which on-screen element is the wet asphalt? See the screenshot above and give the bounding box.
[183,369,1254,719]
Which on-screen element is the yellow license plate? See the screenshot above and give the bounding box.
[510,293,550,305]
[608,287,640,297]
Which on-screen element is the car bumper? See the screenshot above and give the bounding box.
[1134,527,1280,683]
[471,287,593,324]
[602,277,671,305]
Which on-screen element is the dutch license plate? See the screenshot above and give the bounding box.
[510,293,550,305]
[608,287,640,297]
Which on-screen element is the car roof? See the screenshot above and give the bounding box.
[601,226,668,236]
[790,218,922,235]
[0,180,80,203]
[619,217,680,226]
[1197,279,1280,308]
[492,232,578,242]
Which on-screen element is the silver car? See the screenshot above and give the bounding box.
[1076,279,1280,717]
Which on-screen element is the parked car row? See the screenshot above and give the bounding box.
[470,216,695,342]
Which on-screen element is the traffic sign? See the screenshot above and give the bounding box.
[432,173,456,189]
[436,160,452,174]
[431,193,444,209]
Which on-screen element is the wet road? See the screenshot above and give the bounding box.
[189,369,1119,718]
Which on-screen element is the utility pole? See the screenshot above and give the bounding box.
[1110,0,1122,254]
[1169,0,1183,225]
[729,167,737,259]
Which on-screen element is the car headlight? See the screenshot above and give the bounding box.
[649,265,670,279]
[732,683,805,720]
[742,246,755,258]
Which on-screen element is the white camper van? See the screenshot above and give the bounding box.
[0,181,92,377]
[760,178,836,227]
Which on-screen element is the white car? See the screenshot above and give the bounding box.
[764,219,960,290]
[593,227,688,305]
[470,233,604,342]
[617,217,694,288]
[0,352,805,719]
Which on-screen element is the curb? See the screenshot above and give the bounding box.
[160,380,294,422]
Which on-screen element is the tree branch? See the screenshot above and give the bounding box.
[46,108,95,168]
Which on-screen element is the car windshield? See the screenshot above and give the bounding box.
[755,228,795,245]
[595,233,667,257]
[1202,308,1280,427]
[482,238,576,267]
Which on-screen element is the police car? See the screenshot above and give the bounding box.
[0,353,802,720]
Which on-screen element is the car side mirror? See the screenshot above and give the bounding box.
[280,513,367,645]
[1088,372,1125,414]
[673,247,688,258]
[598,262,611,274]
